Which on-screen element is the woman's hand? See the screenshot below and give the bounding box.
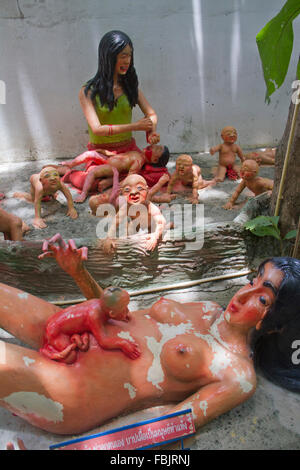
[134,117,153,132]
[38,233,88,277]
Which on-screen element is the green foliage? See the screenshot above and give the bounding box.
[244,215,297,254]
[256,0,300,103]
[244,215,281,239]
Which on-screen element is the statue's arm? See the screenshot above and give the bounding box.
[39,234,103,300]
[167,170,179,194]
[87,308,141,359]
[170,373,256,430]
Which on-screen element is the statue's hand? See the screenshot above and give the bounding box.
[145,233,158,251]
[223,202,233,210]
[38,233,88,277]
[187,196,199,204]
[102,237,116,255]
[120,340,141,359]
[147,131,160,144]
[67,206,78,218]
[135,117,153,132]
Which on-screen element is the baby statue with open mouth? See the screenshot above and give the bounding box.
[102,174,166,254]
[167,154,215,204]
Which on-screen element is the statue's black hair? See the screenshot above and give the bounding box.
[84,30,139,111]
[251,257,300,392]
[150,146,170,168]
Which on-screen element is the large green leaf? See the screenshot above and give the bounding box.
[284,229,297,239]
[244,215,279,231]
[252,226,281,239]
[256,0,300,103]
[244,215,281,240]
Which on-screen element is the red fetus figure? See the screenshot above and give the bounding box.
[39,235,140,364]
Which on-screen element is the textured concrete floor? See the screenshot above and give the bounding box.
[0,153,299,451]
[0,152,274,241]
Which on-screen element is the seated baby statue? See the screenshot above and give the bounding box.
[102,174,166,254]
[167,154,215,204]
[210,126,245,182]
[223,159,274,210]
[14,165,78,229]
[40,286,140,364]
[0,207,30,241]
[61,144,170,204]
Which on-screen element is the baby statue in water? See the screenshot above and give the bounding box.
[102,173,166,254]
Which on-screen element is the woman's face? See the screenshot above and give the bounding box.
[115,44,132,76]
[224,262,284,329]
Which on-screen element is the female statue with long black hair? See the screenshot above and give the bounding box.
[61,30,160,192]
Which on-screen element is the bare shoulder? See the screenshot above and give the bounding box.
[30,173,40,184]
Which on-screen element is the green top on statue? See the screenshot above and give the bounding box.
[88,93,133,145]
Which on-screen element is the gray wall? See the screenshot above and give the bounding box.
[0,0,299,162]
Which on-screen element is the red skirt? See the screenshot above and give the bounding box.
[140,164,170,188]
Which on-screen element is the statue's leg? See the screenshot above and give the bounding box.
[215,165,227,182]
[0,339,79,433]
[0,283,60,349]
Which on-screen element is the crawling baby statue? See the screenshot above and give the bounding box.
[14,165,78,229]
[223,159,273,210]
[167,154,215,204]
[40,286,140,364]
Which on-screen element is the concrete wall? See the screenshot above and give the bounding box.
[0,0,299,162]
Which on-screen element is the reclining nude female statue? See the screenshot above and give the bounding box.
[0,233,299,436]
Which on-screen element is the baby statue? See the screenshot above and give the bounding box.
[102,174,166,254]
[40,286,140,364]
[89,166,174,216]
[210,126,245,182]
[223,159,274,210]
[167,154,214,204]
[14,166,78,229]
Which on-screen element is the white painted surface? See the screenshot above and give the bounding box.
[3,392,64,423]
[0,0,300,162]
